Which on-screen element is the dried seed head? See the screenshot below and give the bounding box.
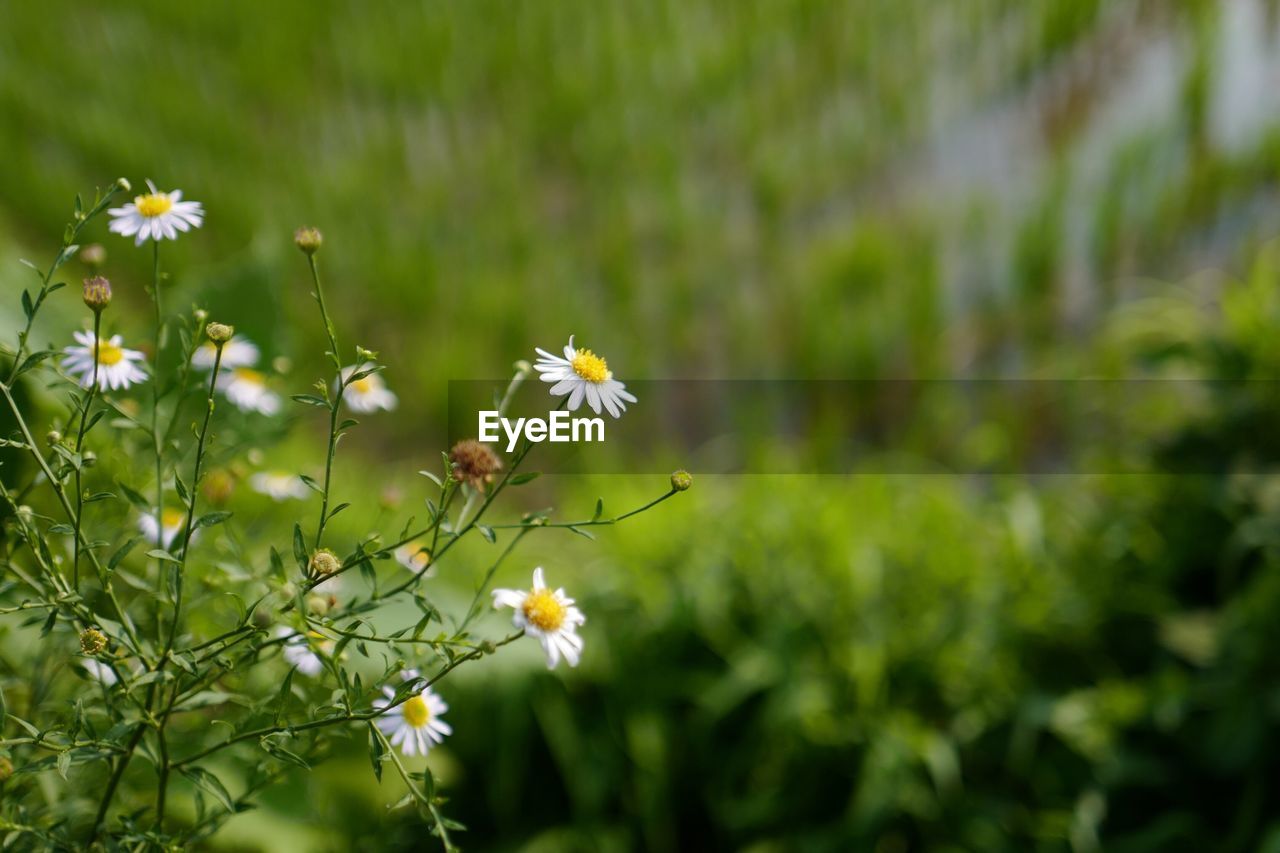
[670,470,693,492]
[294,226,323,255]
[449,439,502,491]
[79,627,108,656]
[79,244,107,269]
[308,548,341,578]
[82,275,112,312]
[205,322,234,344]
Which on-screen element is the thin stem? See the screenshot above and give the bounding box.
[71,310,103,589]
[172,632,523,769]
[154,341,223,829]
[151,240,166,611]
[372,724,456,851]
[306,253,344,549]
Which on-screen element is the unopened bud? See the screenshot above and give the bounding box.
[308,548,340,578]
[82,276,112,312]
[670,470,693,492]
[46,430,62,447]
[205,322,234,344]
[115,177,132,192]
[194,308,208,324]
[305,594,331,616]
[479,640,497,655]
[294,226,323,255]
[82,451,97,468]
[79,627,108,655]
[0,757,12,782]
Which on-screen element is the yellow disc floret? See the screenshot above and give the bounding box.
[95,341,124,366]
[402,694,431,727]
[350,376,374,394]
[522,589,567,632]
[161,508,186,529]
[571,348,611,383]
[135,193,173,218]
[234,367,265,385]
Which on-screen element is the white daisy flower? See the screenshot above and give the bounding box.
[107,180,204,246]
[250,471,310,502]
[373,672,452,757]
[276,627,331,677]
[492,567,586,669]
[81,659,118,686]
[393,541,434,576]
[138,507,194,550]
[339,363,398,413]
[192,336,259,371]
[62,331,148,391]
[533,335,636,418]
[216,368,281,415]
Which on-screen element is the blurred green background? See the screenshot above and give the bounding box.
[5,0,1280,849]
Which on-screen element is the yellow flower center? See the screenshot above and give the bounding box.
[351,377,374,394]
[571,348,610,383]
[402,694,431,727]
[522,589,567,632]
[233,367,264,385]
[135,193,173,218]
[406,547,431,568]
[161,508,186,528]
[94,341,124,366]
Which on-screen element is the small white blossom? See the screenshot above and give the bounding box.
[339,363,397,413]
[373,670,452,756]
[107,180,204,245]
[492,567,586,668]
[534,335,635,418]
[62,331,147,391]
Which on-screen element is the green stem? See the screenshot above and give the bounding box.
[71,310,103,589]
[306,254,345,549]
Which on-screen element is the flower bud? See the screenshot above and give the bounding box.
[308,548,341,578]
[305,593,331,616]
[46,430,62,447]
[0,757,12,783]
[79,244,107,269]
[82,276,112,312]
[194,308,208,324]
[670,470,693,492]
[83,451,97,468]
[79,627,108,655]
[115,177,132,192]
[479,640,497,655]
[205,322,234,344]
[294,227,323,255]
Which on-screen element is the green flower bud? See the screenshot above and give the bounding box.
[670,470,693,492]
[205,322,234,344]
[308,548,341,578]
[294,226,323,255]
[79,627,108,655]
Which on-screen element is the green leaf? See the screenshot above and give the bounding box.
[195,511,233,529]
[509,472,541,486]
[592,498,604,521]
[292,524,308,571]
[179,766,235,811]
[290,394,329,408]
[117,481,151,509]
[108,537,141,570]
[259,734,310,769]
[147,549,181,563]
[477,525,496,544]
[367,722,386,782]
